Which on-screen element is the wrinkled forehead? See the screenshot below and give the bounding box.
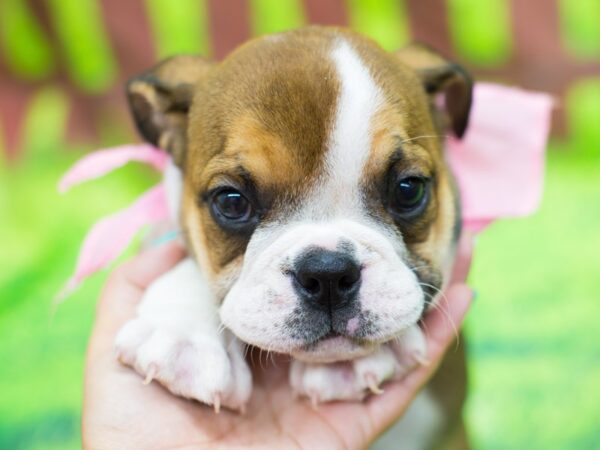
[188,32,437,196]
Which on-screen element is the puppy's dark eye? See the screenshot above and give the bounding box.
[212,189,252,222]
[390,177,429,214]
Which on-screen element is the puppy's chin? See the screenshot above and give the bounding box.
[291,335,377,363]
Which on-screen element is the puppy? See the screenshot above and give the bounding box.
[115,26,472,449]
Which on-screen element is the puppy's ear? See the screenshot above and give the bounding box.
[126,55,213,166]
[396,44,473,138]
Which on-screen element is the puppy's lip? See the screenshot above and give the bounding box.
[291,334,377,363]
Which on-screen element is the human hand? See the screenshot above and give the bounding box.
[82,234,473,449]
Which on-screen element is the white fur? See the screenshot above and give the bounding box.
[163,159,183,223]
[115,258,251,411]
[290,324,427,404]
[220,40,424,360]
[220,218,423,356]
[302,40,383,219]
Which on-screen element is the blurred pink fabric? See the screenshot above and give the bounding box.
[448,83,553,232]
[59,83,553,293]
[58,144,169,193]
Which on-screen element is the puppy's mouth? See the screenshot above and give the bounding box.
[291,331,378,363]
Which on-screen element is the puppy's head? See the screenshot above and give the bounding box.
[127,27,472,363]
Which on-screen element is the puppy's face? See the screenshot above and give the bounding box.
[127,28,472,363]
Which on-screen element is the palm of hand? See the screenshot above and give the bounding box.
[84,351,391,449]
[82,241,472,449]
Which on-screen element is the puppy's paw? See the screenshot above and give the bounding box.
[290,360,364,404]
[290,345,397,405]
[115,318,251,413]
[290,325,428,405]
[388,323,428,374]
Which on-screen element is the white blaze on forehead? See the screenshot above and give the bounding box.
[305,39,383,218]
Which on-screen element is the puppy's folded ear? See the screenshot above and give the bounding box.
[126,55,213,166]
[396,44,473,139]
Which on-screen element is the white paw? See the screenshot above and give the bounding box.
[290,325,427,405]
[115,317,251,412]
[388,323,429,373]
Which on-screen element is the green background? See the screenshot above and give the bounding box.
[1,1,599,449]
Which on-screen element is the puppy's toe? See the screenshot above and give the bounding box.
[290,360,365,404]
[289,331,428,405]
[115,319,251,412]
[353,345,398,394]
[114,317,153,365]
[389,324,428,375]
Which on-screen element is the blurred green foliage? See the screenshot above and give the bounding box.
[0,146,155,450]
[558,0,600,60]
[447,0,512,66]
[1,1,599,449]
[567,79,600,156]
[0,0,55,80]
[465,148,600,450]
[251,0,305,35]
[46,0,117,93]
[146,0,210,58]
[348,0,409,51]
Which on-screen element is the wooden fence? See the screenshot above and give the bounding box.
[1,0,599,159]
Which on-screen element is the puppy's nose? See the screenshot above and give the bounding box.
[293,249,361,311]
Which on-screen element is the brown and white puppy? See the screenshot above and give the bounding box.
[115,27,472,449]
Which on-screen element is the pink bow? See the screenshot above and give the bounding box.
[58,83,553,295]
[57,145,170,298]
[448,83,553,232]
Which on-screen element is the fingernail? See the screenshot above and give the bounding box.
[150,230,179,247]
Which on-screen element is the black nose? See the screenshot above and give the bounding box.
[293,248,361,311]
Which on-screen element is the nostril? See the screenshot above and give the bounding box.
[293,248,362,309]
[338,264,361,291]
[300,276,321,295]
[338,273,359,291]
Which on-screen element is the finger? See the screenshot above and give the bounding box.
[450,230,475,283]
[366,283,473,434]
[420,283,472,357]
[89,243,185,358]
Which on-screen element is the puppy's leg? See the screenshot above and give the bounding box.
[115,258,251,412]
[290,324,427,404]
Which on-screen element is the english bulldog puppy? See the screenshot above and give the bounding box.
[115,26,472,448]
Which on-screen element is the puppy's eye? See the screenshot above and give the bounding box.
[212,189,252,222]
[390,177,429,214]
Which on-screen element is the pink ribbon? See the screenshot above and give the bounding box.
[57,145,170,298]
[59,144,169,193]
[58,83,553,294]
[448,83,553,232]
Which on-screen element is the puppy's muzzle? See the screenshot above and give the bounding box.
[292,248,361,312]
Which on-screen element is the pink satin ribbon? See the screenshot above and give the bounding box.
[58,83,553,294]
[448,83,553,232]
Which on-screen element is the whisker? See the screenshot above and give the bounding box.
[420,285,460,343]
[258,347,266,372]
[216,322,227,336]
[267,346,279,369]
[409,265,431,273]
[250,345,257,369]
[397,134,448,146]
[419,317,432,342]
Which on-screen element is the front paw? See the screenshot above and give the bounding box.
[290,325,427,405]
[115,318,251,413]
